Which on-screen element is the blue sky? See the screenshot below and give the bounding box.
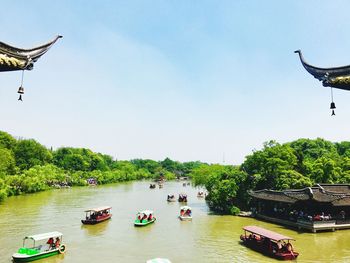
[1,1,350,164]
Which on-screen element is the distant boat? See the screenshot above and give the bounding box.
[150,184,156,189]
[12,231,66,262]
[197,191,205,198]
[238,211,252,217]
[240,226,299,260]
[134,210,156,227]
[178,193,187,202]
[179,206,192,221]
[81,206,112,225]
[167,194,176,202]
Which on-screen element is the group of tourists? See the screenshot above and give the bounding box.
[46,237,60,249]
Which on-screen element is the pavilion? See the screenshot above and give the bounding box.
[249,184,350,232]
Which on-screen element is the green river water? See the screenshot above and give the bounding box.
[1,181,350,263]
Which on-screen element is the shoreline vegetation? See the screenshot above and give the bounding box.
[2,131,350,216]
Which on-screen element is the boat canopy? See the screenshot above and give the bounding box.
[243,226,295,242]
[138,210,153,216]
[180,206,191,210]
[24,231,63,241]
[84,206,112,213]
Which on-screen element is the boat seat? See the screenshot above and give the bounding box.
[40,244,50,252]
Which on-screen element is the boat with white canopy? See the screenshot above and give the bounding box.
[134,210,156,226]
[12,231,66,262]
[179,206,192,221]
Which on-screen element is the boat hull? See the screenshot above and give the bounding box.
[13,249,59,262]
[134,218,156,227]
[240,237,299,260]
[179,216,192,221]
[81,214,112,225]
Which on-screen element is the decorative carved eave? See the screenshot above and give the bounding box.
[0,35,62,72]
[295,50,350,91]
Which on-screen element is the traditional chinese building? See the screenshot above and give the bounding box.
[249,184,350,232]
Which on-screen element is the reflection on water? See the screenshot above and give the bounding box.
[1,181,350,263]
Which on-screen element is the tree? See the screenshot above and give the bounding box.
[0,131,16,150]
[0,148,16,174]
[14,139,52,170]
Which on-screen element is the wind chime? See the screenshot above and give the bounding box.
[330,87,336,116]
[0,35,62,101]
[17,70,25,101]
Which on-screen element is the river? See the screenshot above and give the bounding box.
[1,181,350,263]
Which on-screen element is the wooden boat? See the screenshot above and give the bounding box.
[150,184,156,189]
[179,206,192,221]
[81,206,112,225]
[167,194,176,202]
[134,210,156,226]
[240,226,299,260]
[178,193,187,202]
[12,231,66,262]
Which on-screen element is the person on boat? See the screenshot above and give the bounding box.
[55,237,60,248]
[47,238,54,249]
[148,214,153,221]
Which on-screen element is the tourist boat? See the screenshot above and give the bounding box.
[134,210,156,226]
[197,191,205,198]
[179,206,192,221]
[12,231,66,262]
[178,193,187,202]
[167,194,176,202]
[240,226,299,260]
[150,184,156,189]
[158,183,163,188]
[81,206,112,225]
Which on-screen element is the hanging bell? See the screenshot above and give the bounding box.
[330,102,336,109]
[17,86,24,101]
[330,102,336,116]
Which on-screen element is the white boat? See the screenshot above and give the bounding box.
[179,206,192,221]
[12,231,66,262]
[167,194,176,202]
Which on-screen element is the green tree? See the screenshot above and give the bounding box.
[0,131,16,150]
[14,139,52,170]
[0,148,16,174]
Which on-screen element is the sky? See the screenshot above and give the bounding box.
[1,1,350,164]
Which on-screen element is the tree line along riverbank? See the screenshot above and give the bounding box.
[1,130,350,216]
